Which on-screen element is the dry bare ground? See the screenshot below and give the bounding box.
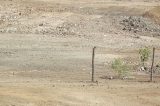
[0,0,160,106]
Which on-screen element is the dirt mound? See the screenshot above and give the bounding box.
[119,16,160,35]
[144,6,160,24]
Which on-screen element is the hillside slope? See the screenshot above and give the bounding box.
[144,6,160,24]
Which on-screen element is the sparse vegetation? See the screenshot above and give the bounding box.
[111,58,130,79]
[139,47,150,68]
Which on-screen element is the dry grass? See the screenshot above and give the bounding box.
[144,6,160,24]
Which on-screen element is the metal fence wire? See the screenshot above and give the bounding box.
[0,42,160,82]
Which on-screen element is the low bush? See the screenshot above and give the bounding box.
[112,58,130,79]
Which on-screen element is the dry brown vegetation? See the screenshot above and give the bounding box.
[144,6,160,24]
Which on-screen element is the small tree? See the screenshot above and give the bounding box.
[139,47,150,67]
[112,58,129,78]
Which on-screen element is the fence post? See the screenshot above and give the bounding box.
[92,46,96,82]
[150,47,155,82]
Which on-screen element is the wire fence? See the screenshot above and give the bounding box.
[0,45,160,83]
[91,46,160,82]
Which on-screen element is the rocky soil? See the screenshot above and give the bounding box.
[0,0,160,38]
[119,16,160,35]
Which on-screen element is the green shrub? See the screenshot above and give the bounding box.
[139,47,150,67]
[111,58,130,78]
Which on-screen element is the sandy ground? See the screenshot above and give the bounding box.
[0,33,160,106]
[0,0,160,106]
[0,81,160,106]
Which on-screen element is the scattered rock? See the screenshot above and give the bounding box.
[39,23,44,26]
[119,16,160,35]
[108,76,113,80]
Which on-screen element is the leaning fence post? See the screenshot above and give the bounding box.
[92,46,96,82]
[150,47,155,82]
